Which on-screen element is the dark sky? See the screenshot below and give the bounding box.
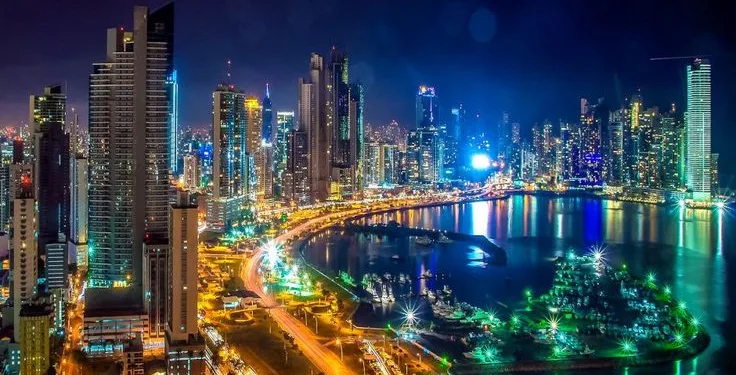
[1,0,734,177]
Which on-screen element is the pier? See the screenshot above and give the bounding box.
[342,221,507,266]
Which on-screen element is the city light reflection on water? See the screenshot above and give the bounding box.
[304,194,732,374]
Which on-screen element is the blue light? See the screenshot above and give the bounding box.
[471,154,491,170]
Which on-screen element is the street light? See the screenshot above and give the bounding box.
[336,338,343,361]
[359,358,366,375]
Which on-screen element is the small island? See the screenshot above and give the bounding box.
[380,246,710,373]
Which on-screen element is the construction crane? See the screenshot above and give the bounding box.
[650,55,708,61]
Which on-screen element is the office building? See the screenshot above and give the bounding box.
[69,156,88,268]
[122,335,145,375]
[0,141,13,231]
[165,190,206,375]
[182,154,201,190]
[657,107,684,190]
[68,107,84,156]
[87,4,174,297]
[29,85,66,173]
[686,59,712,201]
[262,84,273,142]
[416,86,439,130]
[245,97,269,200]
[37,121,70,253]
[210,83,247,230]
[11,175,36,342]
[167,70,180,174]
[274,111,294,197]
[143,235,168,343]
[711,153,719,196]
[18,302,52,375]
[299,53,330,202]
[283,129,310,205]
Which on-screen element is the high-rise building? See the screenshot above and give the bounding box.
[209,84,247,231]
[37,121,70,253]
[0,141,14,231]
[284,129,310,205]
[711,153,719,196]
[87,4,174,301]
[416,86,439,130]
[18,302,52,375]
[167,70,180,174]
[274,111,294,197]
[143,235,168,342]
[182,154,201,190]
[29,85,66,173]
[69,156,88,268]
[299,53,330,202]
[166,190,206,375]
[347,82,365,195]
[11,174,37,342]
[658,107,684,190]
[245,97,267,200]
[68,107,85,156]
[450,105,466,142]
[608,111,625,185]
[262,84,273,143]
[686,59,712,201]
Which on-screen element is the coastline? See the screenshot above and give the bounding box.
[289,191,711,373]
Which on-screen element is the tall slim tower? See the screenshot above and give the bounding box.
[686,59,712,201]
[245,97,267,199]
[37,122,70,253]
[69,156,88,268]
[87,4,174,302]
[209,84,247,231]
[165,190,206,375]
[348,82,365,194]
[167,70,180,173]
[29,85,66,169]
[299,53,330,202]
[274,111,294,197]
[11,173,37,342]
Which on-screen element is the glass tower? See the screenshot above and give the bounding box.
[686,59,711,201]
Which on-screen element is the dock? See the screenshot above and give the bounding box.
[342,221,507,266]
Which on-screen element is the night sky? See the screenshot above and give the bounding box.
[1,0,734,178]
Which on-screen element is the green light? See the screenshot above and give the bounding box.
[664,286,671,295]
[674,332,683,344]
[619,338,636,355]
[691,317,699,327]
[524,288,533,299]
[646,271,656,284]
[679,302,687,310]
[510,314,520,326]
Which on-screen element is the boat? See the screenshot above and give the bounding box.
[427,290,437,302]
[437,233,453,244]
[391,254,401,261]
[415,236,433,246]
[383,272,393,281]
[398,273,407,284]
[442,285,453,295]
[388,286,395,302]
[582,345,595,356]
[421,270,434,279]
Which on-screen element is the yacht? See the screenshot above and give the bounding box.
[421,270,434,279]
[415,236,433,246]
[437,233,453,244]
[442,285,453,295]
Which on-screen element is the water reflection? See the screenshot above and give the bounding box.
[315,195,732,374]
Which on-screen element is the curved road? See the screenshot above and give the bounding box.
[242,186,496,375]
[243,209,362,375]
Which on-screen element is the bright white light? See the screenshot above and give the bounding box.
[471,154,491,170]
[716,201,725,209]
[678,199,686,208]
[400,301,420,327]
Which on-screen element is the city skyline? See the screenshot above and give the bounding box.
[2,0,735,178]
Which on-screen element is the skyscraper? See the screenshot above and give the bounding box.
[11,173,36,342]
[37,121,69,253]
[686,59,712,201]
[274,111,294,197]
[284,129,310,205]
[166,70,180,173]
[416,86,439,130]
[69,156,88,268]
[182,154,201,190]
[87,4,174,299]
[29,85,66,173]
[245,96,268,199]
[262,84,273,143]
[210,84,247,231]
[299,53,330,202]
[348,82,365,195]
[165,190,206,375]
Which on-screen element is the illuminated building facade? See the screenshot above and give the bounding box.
[686,59,712,201]
[299,53,330,202]
[274,111,294,197]
[11,174,37,342]
[69,156,88,268]
[210,84,247,231]
[165,190,206,375]
[245,97,267,200]
[19,302,52,375]
[167,70,180,173]
[87,4,174,293]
